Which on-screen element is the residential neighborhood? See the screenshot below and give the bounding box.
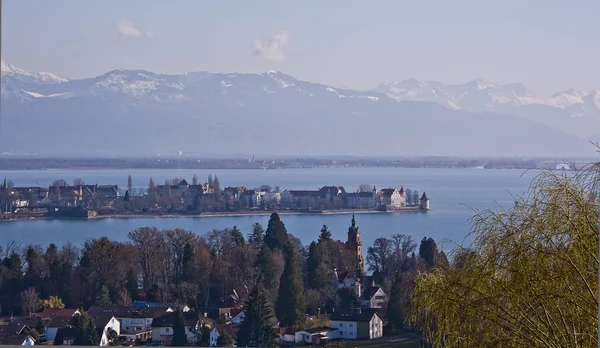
[0,214,425,347]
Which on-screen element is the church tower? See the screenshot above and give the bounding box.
[347,214,365,274]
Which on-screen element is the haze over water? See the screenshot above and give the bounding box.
[0,167,537,251]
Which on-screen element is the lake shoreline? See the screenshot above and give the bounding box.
[0,207,426,223]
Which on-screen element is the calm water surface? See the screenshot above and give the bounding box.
[0,167,538,250]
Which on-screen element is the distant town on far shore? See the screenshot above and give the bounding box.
[0,175,430,220]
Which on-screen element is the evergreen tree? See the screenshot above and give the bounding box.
[275,250,306,327]
[318,225,332,242]
[192,174,198,186]
[387,272,405,330]
[306,242,321,289]
[236,286,278,347]
[419,237,438,266]
[264,213,290,252]
[207,174,214,188]
[248,222,265,247]
[231,226,245,246]
[71,312,99,346]
[123,190,130,202]
[172,309,187,347]
[256,246,280,299]
[96,285,112,306]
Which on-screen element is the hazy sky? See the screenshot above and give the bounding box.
[2,0,599,96]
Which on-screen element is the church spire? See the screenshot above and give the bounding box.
[351,214,356,228]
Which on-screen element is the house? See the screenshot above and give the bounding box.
[151,311,203,345]
[319,186,346,199]
[0,333,35,345]
[47,316,77,342]
[35,308,81,320]
[279,327,297,346]
[330,308,383,340]
[0,323,35,345]
[280,190,320,207]
[380,188,404,208]
[293,326,337,345]
[347,190,377,209]
[209,324,239,347]
[360,287,387,308]
[262,192,281,204]
[89,313,120,346]
[53,327,78,345]
[333,270,362,296]
[88,306,171,342]
[228,309,245,325]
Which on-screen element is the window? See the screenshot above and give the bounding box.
[166,328,170,333]
[340,331,344,336]
[349,324,353,327]
[375,295,385,300]
[339,323,344,327]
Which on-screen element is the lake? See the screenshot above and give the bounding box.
[0,167,538,251]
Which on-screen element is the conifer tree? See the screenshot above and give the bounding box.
[96,285,112,306]
[264,213,290,252]
[231,226,245,246]
[172,309,187,347]
[275,249,306,327]
[387,272,405,330]
[248,222,265,247]
[256,246,280,299]
[318,225,332,242]
[236,286,278,347]
[71,312,99,346]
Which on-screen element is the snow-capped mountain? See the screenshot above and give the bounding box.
[373,78,536,112]
[1,59,68,84]
[0,59,593,157]
[374,78,600,139]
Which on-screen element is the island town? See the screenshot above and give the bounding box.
[0,175,430,220]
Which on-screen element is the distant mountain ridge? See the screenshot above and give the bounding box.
[0,59,595,157]
[374,78,600,139]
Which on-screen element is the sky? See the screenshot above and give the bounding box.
[2,0,599,96]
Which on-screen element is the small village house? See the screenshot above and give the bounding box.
[359,287,387,308]
[0,323,36,346]
[88,306,171,343]
[151,311,205,345]
[209,324,239,347]
[329,308,383,340]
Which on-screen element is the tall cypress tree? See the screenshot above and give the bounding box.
[387,272,405,330]
[236,286,278,347]
[172,309,187,347]
[264,213,290,252]
[275,250,306,328]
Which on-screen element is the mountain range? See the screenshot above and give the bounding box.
[1,59,598,157]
